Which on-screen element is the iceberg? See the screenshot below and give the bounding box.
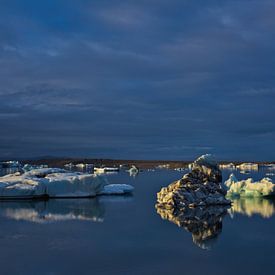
[219,163,236,170]
[156,154,230,209]
[128,165,139,177]
[155,155,231,249]
[0,168,133,199]
[236,163,258,171]
[225,173,275,197]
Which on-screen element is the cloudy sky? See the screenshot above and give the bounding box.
[0,0,274,160]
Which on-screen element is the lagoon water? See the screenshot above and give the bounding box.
[0,168,275,274]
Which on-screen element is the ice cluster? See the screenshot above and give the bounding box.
[0,168,133,199]
[225,173,275,198]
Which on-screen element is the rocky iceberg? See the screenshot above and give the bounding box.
[156,154,231,208]
[155,154,230,249]
[225,173,275,198]
[0,168,134,199]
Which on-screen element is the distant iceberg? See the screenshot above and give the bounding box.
[128,165,139,177]
[236,163,259,171]
[0,168,134,199]
[225,173,275,198]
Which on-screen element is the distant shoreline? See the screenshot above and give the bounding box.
[14,158,275,169]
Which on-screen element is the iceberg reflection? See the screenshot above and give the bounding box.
[0,198,105,223]
[155,204,229,250]
[229,198,275,218]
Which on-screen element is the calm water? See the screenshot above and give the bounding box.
[0,168,275,274]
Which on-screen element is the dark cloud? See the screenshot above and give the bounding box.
[0,0,274,160]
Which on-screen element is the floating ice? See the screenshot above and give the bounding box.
[128,165,139,177]
[225,173,275,197]
[0,168,133,199]
[156,154,230,209]
[236,163,258,171]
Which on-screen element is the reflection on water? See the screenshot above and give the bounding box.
[156,204,229,250]
[0,199,105,223]
[229,197,275,218]
[156,197,275,250]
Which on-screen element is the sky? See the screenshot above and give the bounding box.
[0,0,274,161]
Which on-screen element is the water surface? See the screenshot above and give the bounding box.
[0,168,275,274]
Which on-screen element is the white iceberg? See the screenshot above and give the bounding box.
[219,163,236,170]
[0,168,133,199]
[225,173,275,197]
[128,165,139,177]
[236,163,258,171]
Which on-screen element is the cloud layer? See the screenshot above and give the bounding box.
[0,0,274,160]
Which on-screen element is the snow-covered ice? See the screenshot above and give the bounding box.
[225,173,275,197]
[0,168,133,199]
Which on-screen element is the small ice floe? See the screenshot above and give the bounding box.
[0,168,133,199]
[219,163,236,170]
[128,165,139,177]
[236,163,259,171]
[64,163,74,168]
[94,167,119,174]
[156,164,170,169]
[225,173,275,197]
[174,167,186,172]
[75,163,86,169]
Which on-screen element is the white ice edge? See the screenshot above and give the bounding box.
[0,168,134,199]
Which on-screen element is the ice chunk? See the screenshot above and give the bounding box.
[128,165,139,177]
[225,173,275,197]
[0,168,133,199]
[236,163,258,171]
